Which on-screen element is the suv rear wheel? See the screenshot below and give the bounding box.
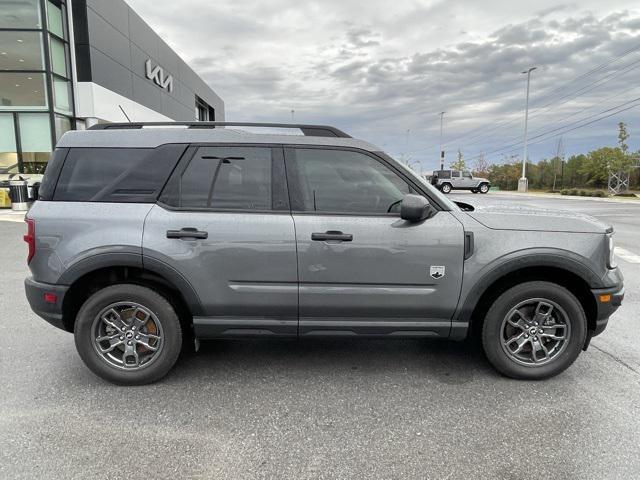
[74,284,182,385]
[440,183,452,194]
[482,281,586,379]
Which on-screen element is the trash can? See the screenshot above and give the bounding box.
[28,182,40,202]
[9,177,29,211]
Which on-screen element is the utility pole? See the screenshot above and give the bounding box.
[439,111,445,170]
[518,67,536,192]
[552,136,564,191]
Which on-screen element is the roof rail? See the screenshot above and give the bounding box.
[88,122,351,138]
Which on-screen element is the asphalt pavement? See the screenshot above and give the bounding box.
[1,193,639,479]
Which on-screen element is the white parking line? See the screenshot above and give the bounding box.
[615,247,640,264]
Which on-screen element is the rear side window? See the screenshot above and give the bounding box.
[53,145,186,202]
[38,148,68,200]
[161,146,274,210]
[452,171,460,178]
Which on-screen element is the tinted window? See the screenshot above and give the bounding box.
[38,148,67,200]
[438,170,451,179]
[463,171,472,178]
[173,146,272,210]
[452,171,460,178]
[292,149,413,214]
[53,146,185,202]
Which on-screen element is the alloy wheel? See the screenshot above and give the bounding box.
[500,298,570,366]
[91,302,164,370]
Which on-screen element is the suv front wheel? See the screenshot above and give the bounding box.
[74,284,183,385]
[482,281,587,379]
[479,183,490,194]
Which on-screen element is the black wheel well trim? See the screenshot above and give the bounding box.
[59,253,203,331]
[454,253,603,339]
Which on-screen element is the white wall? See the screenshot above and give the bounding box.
[75,82,173,123]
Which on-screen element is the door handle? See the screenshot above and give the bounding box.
[311,231,353,242]
[166,228,208,240]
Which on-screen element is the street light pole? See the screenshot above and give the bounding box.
[439,111,445,170]
[518,67,536,192]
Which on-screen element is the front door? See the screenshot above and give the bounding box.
[285,147,465,337]
[143,145,298,337]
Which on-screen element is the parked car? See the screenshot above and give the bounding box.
[429,169,491,194]
[24,122,623,384]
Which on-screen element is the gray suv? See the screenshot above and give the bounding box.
[24,122,624,385]
[430,169,491,194]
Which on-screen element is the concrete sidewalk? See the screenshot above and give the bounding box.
[493,190,640,204]
[0,209,26,223]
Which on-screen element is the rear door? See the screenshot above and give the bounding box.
[285,147,465,337]
[451,170,462,188]
[142,145,298,337]
[461,170,474,188]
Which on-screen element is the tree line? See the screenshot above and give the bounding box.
[464,123,639,191]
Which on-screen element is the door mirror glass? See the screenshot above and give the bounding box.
[400,194,433,222]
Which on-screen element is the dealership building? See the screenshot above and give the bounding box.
[0,0,225,176]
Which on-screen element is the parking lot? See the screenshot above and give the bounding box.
[1,192,639,479]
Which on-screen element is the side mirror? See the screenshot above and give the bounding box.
[400,194,433,222]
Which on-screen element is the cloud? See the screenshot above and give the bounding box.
[127,0,640,168]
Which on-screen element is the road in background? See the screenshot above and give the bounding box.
[1,193,639,479]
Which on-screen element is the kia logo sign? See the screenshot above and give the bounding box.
[145,59,173,92]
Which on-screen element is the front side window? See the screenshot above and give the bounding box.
[291,148,414,214]
[170,146,273,210]
[463,171,472,178]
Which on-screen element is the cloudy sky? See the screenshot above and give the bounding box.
[128,0,640,171]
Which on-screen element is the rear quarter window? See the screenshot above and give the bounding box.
[52,145,186,202]
[38,148,68,200]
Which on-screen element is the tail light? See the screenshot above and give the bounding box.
[24,218,35,264]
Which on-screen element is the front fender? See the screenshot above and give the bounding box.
[450,248,604,339]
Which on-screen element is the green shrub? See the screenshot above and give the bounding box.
[569,189,579,196]
[560,189,570,195]
[592,190,606,197]
[578,190,588,196]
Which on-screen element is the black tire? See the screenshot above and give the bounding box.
[440,183,452,194]
[479,183,490,194]
[74,284,183,385]
[471,189,479,194]
[482,281,587,380]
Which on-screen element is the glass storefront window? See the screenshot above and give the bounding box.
[52,76,72,114]
[0,114,18,175]
[54,114,71,142]
[47,1,67,39]
[49,36,68,77]
[18,113,52,174]
[0,73,47,109]
[0,0,42,29]
[0,31,45,71]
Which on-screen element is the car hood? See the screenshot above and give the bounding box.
[467,204,611,233]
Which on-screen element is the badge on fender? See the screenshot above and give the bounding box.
[430,266,445,279]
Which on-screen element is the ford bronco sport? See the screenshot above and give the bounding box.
[24,122,624,384]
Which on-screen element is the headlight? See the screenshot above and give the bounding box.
[607,233,616,269]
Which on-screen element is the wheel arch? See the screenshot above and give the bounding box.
[453,257,600,341]
[59,254,202,332]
